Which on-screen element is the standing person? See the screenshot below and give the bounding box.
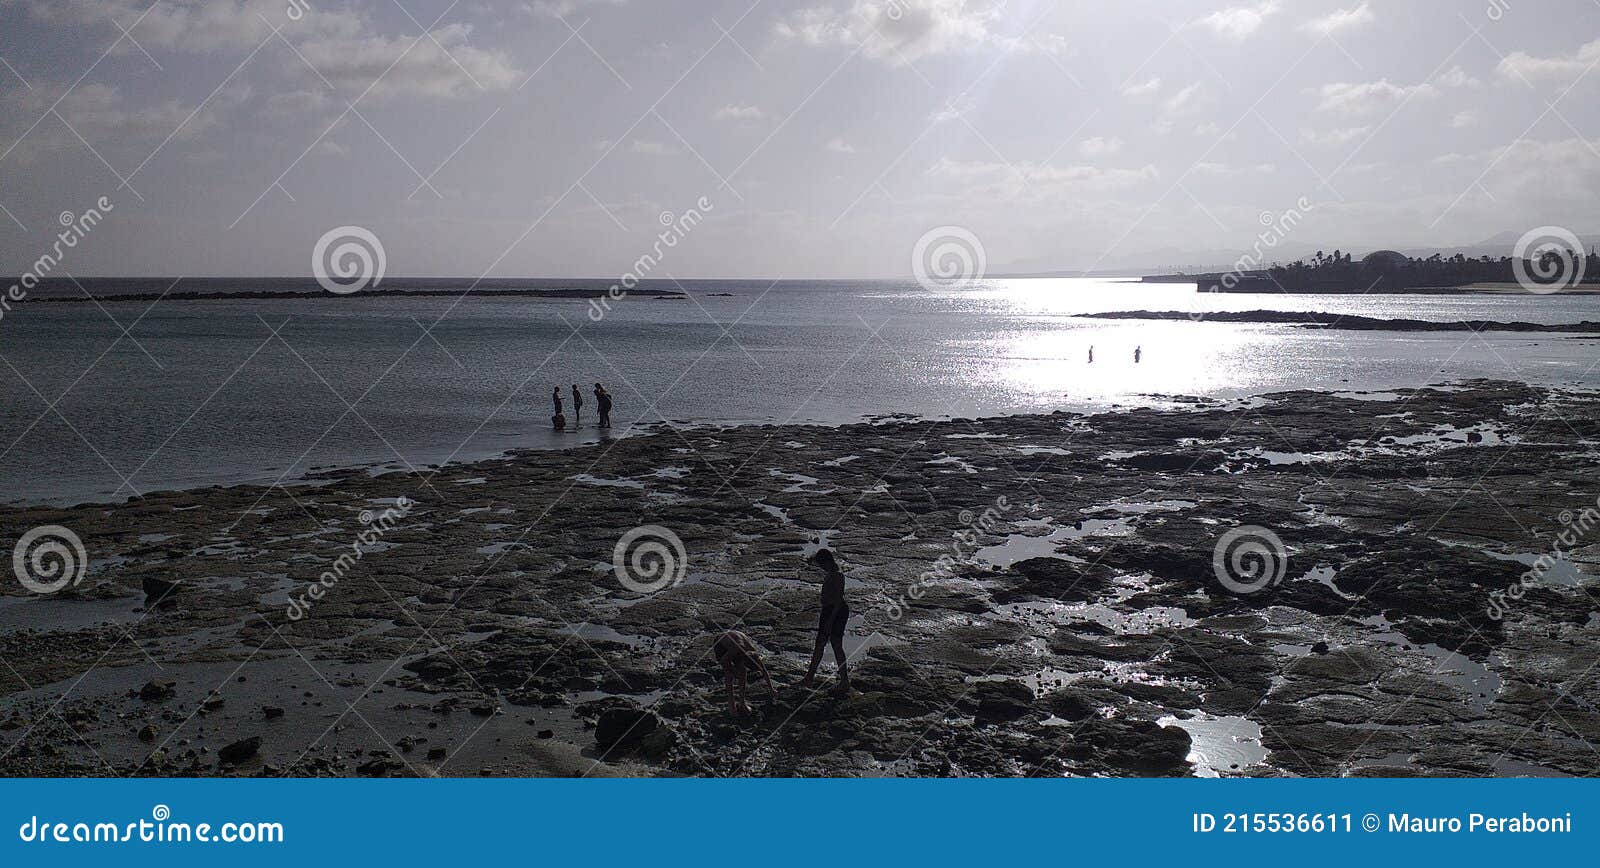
[800,548,851,694]
[1088,346,1094,364]
[571,384,583,425]
[1134,345,1142,364]
[594,383,613,429]
[551,386,566,431]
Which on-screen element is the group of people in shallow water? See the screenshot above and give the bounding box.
[1086,345,1141,364]
[551,383,612,431]
[711,548,852,715]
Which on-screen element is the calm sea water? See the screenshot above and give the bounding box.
[3,277,1598,505]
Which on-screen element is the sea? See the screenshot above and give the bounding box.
[2,277,1597,506]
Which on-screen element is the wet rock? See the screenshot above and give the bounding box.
[960,680,1035,725]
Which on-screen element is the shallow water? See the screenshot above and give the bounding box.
[5,277,1599,504]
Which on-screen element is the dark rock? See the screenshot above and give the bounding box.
[595,705,660,752]
[218,736,261,765]
[960,679,1034,725]
[263,705,285,719]
[138,679,176,701]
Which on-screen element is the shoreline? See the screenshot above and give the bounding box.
[3,379,1598,777]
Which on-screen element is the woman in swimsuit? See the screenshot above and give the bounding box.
[800,548,851,693]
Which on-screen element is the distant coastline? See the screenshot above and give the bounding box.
[11,276,688,304]
[1144,247,1600,294]
[1080,310,1600,332]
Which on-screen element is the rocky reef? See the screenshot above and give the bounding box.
[2,380,1597,777]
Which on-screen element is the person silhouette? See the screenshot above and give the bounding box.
[1134,346,1142,364]
[594,383,613,429]
[571,384,583,425]
[551,387,566,431]
[713,630,774,716]
[1088,346,1094,364]
[800,548,851,694]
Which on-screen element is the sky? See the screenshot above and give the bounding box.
[1,0,1598,279]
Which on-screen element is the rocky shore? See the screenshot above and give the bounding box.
[2,380,1597,777]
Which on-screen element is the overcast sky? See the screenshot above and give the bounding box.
[1,0,1597,278]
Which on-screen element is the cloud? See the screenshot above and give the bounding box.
[1163,82,1209,114]
[1078,136,1124,158]
[927,157,1159,195]
[1497,38,1600,83]
[930,92,978,123]
[777,0,1052,65]
[18,1,519,100]
[1311,79,1436,113]
[1197,2,1280,40]
[524,0,626,18]
[825,137,856,153]
[714,104,765,121]
[630,139,671,155]
[1122,77,1162,97]
[1301,3,1374,36]
[1450,110,1479,129]
[1435,65,1481,88]
[1300,125,1372,145]
[7,80,248,142]
[295,24,522,100]
[19,0,365,54]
